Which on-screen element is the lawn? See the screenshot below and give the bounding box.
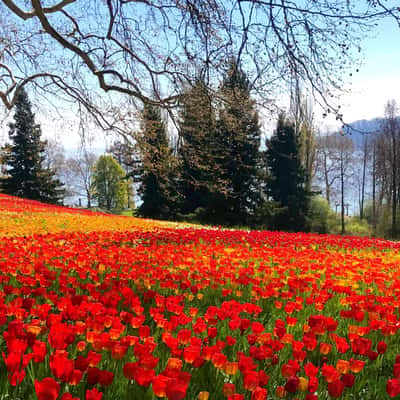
[1,194,400,400]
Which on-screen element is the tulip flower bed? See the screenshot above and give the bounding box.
[0,194,182,237]
[1,195,400,400]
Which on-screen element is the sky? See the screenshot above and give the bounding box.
[321,15,400,130]
[61,13,400,145]
[1,11,399,149]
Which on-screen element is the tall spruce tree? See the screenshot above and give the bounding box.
[1,88,64,203]
[137,103,176,219]
[265,113,311,231]
[178,79,219,218]
[217,62,262,226]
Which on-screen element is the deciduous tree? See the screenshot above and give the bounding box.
[92,155,127,210]
[65,150,98,208]
[378,100,400,237]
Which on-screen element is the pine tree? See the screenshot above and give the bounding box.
[217,61,262,226]
[1,88,64,203]
[137,103,176,219]
[265,113,311,231]
[178,79,219,218]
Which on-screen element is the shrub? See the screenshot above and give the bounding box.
[308,196,334,234]
[345,217,372,237]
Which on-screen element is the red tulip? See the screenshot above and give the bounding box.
[243,371,259,391]
[152,375,170,397]
[60,393,80,400]
[342,373,355,388]
[86,388,103,400]
[35,377,60,400]
[285,376,299,393]
[327,380,345,398]
[251,387,267,400]
[387,379,400,397]
[228,395,244,400]
[165,379,189,400]
[223,383,236,397]
[308,376,319,393]
[377,340,387,354]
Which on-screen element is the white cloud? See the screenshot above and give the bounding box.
[340,76,400,121]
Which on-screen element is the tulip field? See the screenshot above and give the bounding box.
[2,194,400,400]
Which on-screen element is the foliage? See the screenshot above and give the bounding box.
[177,64,262,227]
[137,104,177,219]
[372,204,400,239]
[92,155,128,210]
[1,88,64,204]
[116,209,138,217]
[249,200,284,230]
[345,217,372,237]
[307,196,334,234]
[326,214,372,237]
[178,79,218,217]
[216,61,262,226]
[292,95,317,193]
[265,113,311,232]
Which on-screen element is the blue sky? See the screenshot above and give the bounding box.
[322,14,400,129]
[1,8,398,146]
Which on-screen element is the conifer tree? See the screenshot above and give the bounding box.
[265,113,311,231]
[137,103,176,219]
[217,62,262,226]
[178,79,219,218]
[1,88,64,203]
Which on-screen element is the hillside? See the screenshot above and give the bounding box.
[0,194,399,400]
[0,193,184,237]
[343,118,383,147]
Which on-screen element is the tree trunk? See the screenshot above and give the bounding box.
[323,153,330,205]
[392,132,397,237]
[360,138,368,219]
[372,143,376,231]
[341,149,345,235]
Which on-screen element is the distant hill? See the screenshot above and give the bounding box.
[342,118,383,147]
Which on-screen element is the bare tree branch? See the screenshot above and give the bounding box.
[2,0,76,20]
[0,0,399,131]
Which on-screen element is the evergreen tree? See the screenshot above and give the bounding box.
[137,103,176,219]
[1,88,64,203]
[265,113,311,231]
[92,155,128,210]
[178,79,219,218]
[217,62,262,226]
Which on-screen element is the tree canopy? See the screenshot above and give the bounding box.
[137,104,176,219]
[265,113,311,231]
[217,61,262,225]
[92,155,128,210]
[1,88,64,203]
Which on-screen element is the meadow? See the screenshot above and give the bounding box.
[1,194,400,400]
